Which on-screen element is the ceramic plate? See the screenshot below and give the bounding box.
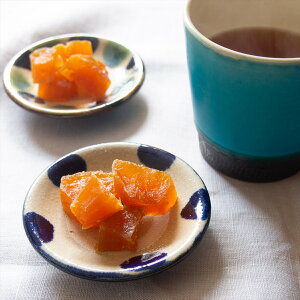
[23,142,211,281]
[3,34,144,117]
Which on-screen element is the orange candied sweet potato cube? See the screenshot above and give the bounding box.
[95,206,144,252]
[70,173,123,229]
[94,172,116,194]
[60,171,119,221]
[30,47,64,83]
[60,54,110,100]
[60,171,116,220]
[53,43,68,62]
[66,40,93,57]
[112,160,177,216]
[37,75,77,102]
[60,171,97,220]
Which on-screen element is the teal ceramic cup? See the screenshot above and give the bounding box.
[184,0,300,182]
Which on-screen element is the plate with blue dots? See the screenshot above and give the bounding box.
[23,142,211,281]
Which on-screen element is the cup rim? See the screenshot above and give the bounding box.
[184,0,300,64]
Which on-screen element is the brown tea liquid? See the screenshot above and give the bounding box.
[211,27,300,58]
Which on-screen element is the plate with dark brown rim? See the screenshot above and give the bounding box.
[3,34,145,118]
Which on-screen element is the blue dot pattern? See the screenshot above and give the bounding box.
[126,57,135,69]
[48,154,87,187]
[24,212,54,246]
[120,252,167,270]
[137,145,176,171]
[15,49,31,70]
[103,42,129,67]
[181,188,210,220]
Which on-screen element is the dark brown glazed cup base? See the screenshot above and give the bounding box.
[198,134,300,182]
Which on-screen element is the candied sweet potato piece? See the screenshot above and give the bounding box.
[70,174,123,229]
[53,43,68,62]
[60,171,113,219]
[95,206,144,252]
[66,40,93,57]
[30,47,64,83]
[60,55,110,100]
[37,75,77,102]
[94,172,116,194]
[60,172,96,220]
[112,159,177,216]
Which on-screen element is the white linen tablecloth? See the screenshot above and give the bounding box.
[0,1,299,299]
